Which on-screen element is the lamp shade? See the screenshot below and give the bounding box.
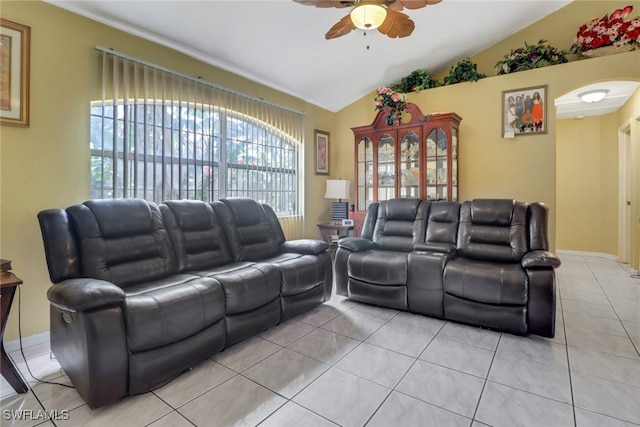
[350,3,387,30]
[324,179,352,200]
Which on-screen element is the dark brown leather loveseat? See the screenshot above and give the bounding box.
[334,198,560,338]
[37,197,332,409]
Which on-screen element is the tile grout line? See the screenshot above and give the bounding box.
[585,258,640,359]
[360,319,481,424]
[557,263,578,427]
[468,332,502,425]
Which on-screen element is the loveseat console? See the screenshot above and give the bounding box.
[334,198,560,337]
[38,198,332,408]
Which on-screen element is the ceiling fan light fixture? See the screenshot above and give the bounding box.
[350,3,387,30]
[579,89,609,103]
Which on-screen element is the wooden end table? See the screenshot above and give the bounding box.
[317,223,354,248]
[1,272,28,393]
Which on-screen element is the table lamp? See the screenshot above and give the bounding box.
[324,179,352,221]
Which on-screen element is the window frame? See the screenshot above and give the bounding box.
[90,100,300,216]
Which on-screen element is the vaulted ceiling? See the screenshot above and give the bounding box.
[47,0,576,112]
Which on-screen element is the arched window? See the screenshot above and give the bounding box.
[90,102,299,215]
[90,48,304,223]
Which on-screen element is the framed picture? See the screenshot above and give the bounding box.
[502,85,547,137]
[314,129,330,175]
[1,19,30,127]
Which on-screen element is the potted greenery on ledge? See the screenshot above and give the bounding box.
[391,69,440,93]
[443,58,485,85]
[495,39,568,75]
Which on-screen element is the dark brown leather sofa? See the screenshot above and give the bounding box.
[37,198,332,409]
[334,198,560,338]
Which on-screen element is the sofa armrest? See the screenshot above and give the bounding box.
[413,242,456,254]
[279,239,329,255]
[337,237,377,252]
[521,250,561,269]
[47,278,126,312]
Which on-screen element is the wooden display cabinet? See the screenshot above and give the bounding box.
[351,103,461,236]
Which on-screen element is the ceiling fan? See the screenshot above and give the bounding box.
[293,0,442,40]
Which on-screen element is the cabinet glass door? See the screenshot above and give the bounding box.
[356,137,374,211]
[452,126,458,201]
[377,133,395,201]
[399,130,420,198]
[426,128,448,201]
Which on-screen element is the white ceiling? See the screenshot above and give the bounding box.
[46,0,576,112]
[555,81,640,120]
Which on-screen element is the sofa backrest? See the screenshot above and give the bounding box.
[360,203,379,240]
[38,208,82,283]
[371,198,429,252]
[212,198,280,261]
[423,201,460,252]
[161,200,234,272]
[528,202,550,251]
[65,199,178,287]
[457,199,528,263]
[261,203,287,245]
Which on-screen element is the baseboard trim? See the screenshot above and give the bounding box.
[4,331,50,353]
[556,249,618,261]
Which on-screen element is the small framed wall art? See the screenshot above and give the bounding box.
[502,85,547,137]
[0,19,30,127]
[314,129,330,175]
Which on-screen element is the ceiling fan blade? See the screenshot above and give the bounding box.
[377,10,415,38]
[325,14,357,39]
[293,0,354,8]
[390,0,442,11]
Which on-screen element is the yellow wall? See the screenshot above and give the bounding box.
[465,0,640,79]
[556,114,619,254]
[0,1,336,341]
[617,88,640,270]
[335,51,640,257]
[2,0,640,342]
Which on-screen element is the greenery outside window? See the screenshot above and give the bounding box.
[90,101,299,216]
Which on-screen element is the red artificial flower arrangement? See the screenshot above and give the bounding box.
[571,5,640,53]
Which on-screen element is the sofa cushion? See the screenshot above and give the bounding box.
[161,200,234,271]
[470,199,515,226]
[86,198,155,237]
[259,253,327,296]
[212,198,280,261]
[443,258,528,306]
[457,199,528,263]
[124,275,225,352]
[348,250,408,285]
[212,264,281,315]
[425,201,460,251]
[67,199,177,287]
[372,198,428,252]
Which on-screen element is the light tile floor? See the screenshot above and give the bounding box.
[1,254,639,426]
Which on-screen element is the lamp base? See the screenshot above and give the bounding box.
[331,202,349,221]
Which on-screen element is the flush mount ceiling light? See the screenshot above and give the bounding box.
[293,0,442,40]
[579,89,609,103]
[350,3,387,29]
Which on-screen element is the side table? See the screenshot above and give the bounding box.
[317,223,353,248]
[1,271,28,393]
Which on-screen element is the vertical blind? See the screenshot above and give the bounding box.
[90,47,305,238]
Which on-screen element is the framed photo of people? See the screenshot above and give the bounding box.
[502,85,547,137]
